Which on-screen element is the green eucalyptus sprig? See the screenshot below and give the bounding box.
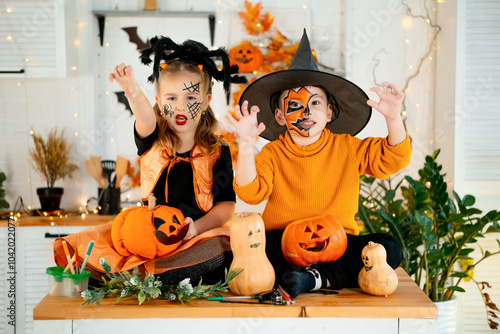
[81,258,242,305]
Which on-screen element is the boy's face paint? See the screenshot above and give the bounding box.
[283,87,317,137]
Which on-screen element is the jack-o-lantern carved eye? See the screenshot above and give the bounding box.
[229,41,264,73]
[281,215,348,267]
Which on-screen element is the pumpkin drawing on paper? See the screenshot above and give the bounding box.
[111,197,189,259]
[228,212,275,295]
[358,241,398,296]
[281,215,347,267]
[229,41,264,73]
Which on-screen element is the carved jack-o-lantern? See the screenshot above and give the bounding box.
[111,204,188,259]
[229,41,264,73]
[281,215,347,267]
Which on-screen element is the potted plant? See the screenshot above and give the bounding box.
[28,127,79,212]
[0,170,9,209]
[358,149,500,330]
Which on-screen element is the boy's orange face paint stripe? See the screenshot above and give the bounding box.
[283,87,316,137]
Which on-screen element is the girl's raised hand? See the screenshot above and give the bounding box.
[226,100,266,144]
[367,82,404,121]
[108,63,139,99]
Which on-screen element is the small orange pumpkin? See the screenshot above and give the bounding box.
[229,41,264,73]
[281,215,347,267]
[111,197,188,259]
[228,212,275,295]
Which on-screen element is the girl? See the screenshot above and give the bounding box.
[109,36,247,241]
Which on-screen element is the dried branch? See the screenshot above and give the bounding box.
[28,127,79,188]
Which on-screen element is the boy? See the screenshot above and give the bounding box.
[227,30,411,297]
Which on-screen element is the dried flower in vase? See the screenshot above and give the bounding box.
[28,127,79,189]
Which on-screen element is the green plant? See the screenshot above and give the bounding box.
[81,258,242,305]
[358,149,500,329]
[0,171,9,209]
[28,127,79,188]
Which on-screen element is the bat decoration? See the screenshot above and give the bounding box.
[122,27,150,50]
[114,91,132,115]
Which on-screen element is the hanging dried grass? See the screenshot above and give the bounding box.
[28,127,79,188]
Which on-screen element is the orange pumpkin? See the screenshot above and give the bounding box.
[229,41,264,73]
[281,215,347,267]
[111,204,188,259]
[228,212,275,295]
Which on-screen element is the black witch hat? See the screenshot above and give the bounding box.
[239,29,371,141]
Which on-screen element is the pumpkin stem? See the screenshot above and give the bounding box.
[368,241,376,248]
[148,193,157,210]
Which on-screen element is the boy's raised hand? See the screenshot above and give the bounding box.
[108,63,140,99]
[226,100,266,143]
[367,82,404,121]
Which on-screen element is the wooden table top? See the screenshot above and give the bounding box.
[33,268,437,320]
[2,213,116,227]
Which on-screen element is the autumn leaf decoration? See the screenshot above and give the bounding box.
[238,1,274,36]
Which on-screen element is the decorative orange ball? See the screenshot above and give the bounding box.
[281,215,347,267]
[111,205,188,259]
[229,41,264,73]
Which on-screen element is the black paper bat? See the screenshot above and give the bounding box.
[122,26,150,50]
[114,91,132,115]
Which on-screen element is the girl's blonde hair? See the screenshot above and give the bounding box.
[153,59,224,153]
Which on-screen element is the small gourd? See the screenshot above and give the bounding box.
[228,212,275,295]
[358,241,398,297]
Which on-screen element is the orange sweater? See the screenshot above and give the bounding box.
[234,129,411,235]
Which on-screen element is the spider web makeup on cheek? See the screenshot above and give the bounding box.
[187,101,203,120]
[163,104,174,118]
[183,81,200,93]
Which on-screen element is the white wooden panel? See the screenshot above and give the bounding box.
[0,0,66,77]
[16,225,92,334]
[71,318,399,334]
[458,234,500,333]
[0,225,16,334]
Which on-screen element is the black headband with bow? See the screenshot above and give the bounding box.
[140,36,247,93]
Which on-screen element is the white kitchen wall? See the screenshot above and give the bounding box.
[0,0,349,212]
[0,0,438,212]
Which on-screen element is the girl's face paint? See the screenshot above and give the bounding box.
[156,71,208,134]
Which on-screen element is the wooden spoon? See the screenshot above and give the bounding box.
[89,155,104,188]
[114,155,129,188]
[84,160,104,188]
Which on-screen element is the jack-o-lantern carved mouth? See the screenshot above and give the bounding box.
[154,215,189,245]
[250,242,261,248]
[235,57,252,63]
[299,238,329,252]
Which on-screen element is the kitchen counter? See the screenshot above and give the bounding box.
[33,268,438,334]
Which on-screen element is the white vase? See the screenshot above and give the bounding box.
[435,296,458,333]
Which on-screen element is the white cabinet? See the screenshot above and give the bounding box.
[0,223,16,334]
[14,224,91,334]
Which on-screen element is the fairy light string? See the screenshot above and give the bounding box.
[399,0,442,115]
